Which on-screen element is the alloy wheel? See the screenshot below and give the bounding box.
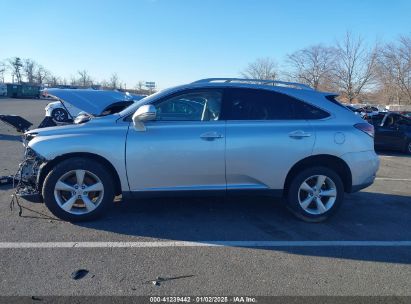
[54,169,104,215]
[298,175,337,215]
[53,109,67,122]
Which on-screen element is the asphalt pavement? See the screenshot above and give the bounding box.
[0,97,410,297]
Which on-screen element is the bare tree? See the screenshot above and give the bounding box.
[47,74,61,87]
[135,80,145,91]
[109,73,120,89]
[333,32,377,102]
[35,66,49,84]
[287,45,336,90]
[23,59,38,84]
[99,79,109,88]
[377,35,411,105]
[77,70,92,87]
[70,76,78,86]
[241,57,278,80]
[0,61,6,83]
[8,57,23,83]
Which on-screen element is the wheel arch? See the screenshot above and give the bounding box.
[38,152,122,196]
[284,154,352,195]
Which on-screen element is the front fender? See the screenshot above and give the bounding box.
[29,123,129,191]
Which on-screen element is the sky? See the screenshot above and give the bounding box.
[1,0,410,89]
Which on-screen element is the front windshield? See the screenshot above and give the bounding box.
[119,87,178,117]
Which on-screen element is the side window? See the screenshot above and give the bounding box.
[222,88,329,120]
[222,89,294,120]
[293,101,330,119]
[383,115,396,128]
[155,90,222,121]
[371,114,385,126]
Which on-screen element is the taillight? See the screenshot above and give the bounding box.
[354,123,374,138]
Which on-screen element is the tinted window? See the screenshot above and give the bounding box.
[370,114,385,126]
[293,101,329,119]
[155,90,222,121]
[222,88,329,120]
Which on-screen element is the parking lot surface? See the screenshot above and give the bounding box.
[0,98,410,296]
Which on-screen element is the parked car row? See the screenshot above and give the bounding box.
[344,104,411,154]
[369,112,411,154]
[345,105,385,118]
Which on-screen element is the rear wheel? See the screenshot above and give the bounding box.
[286,166,344,222]
[42,158,114,221]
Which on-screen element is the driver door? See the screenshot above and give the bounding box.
[126,89,226,193]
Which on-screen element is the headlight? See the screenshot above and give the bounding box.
[74,113,91,124]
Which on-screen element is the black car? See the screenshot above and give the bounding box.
[400,111,411,118]
[369,113,411,154]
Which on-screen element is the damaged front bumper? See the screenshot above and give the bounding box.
[15,143,46,203]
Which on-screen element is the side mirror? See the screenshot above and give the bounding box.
[132,105,156,131]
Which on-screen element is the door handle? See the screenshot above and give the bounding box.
[288,130,312,139]
[200,131,224,141]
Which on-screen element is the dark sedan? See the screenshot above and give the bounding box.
[400,111,411,118]
[369,112,411,154]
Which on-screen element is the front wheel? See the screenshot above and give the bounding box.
[286,167,344,222]
[42,158,114,221]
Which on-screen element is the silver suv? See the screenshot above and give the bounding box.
[18,78,380,222]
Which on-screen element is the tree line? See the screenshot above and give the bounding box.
[1,31,410,104]
[0,58,149,93]
[242,32,410,105]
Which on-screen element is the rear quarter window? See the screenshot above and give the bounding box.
[293,100,330,119]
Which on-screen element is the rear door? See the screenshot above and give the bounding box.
[221,88,320,191]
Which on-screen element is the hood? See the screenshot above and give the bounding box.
[24,114,118,141]
[43,88,145,115]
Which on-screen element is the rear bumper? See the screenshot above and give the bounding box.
[341,150,379,193]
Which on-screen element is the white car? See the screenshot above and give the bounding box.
[45,100,82,122]
[44,89,146,122]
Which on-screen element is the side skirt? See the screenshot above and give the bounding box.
[122,189,283,200]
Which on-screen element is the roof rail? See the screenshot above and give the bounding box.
[192,78,314,91]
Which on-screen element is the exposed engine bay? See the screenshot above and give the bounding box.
[12,134,45,200]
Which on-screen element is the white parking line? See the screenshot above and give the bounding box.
[375,177,411,181]
[0,241,411,249]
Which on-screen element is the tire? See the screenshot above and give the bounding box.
[405,141,411,155]
[51,108,69,122]
[286,166,344,222]
[42,157,114,222]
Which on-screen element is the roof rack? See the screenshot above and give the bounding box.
[192,78,314,91]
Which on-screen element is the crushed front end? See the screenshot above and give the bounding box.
[14,133,46,202]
